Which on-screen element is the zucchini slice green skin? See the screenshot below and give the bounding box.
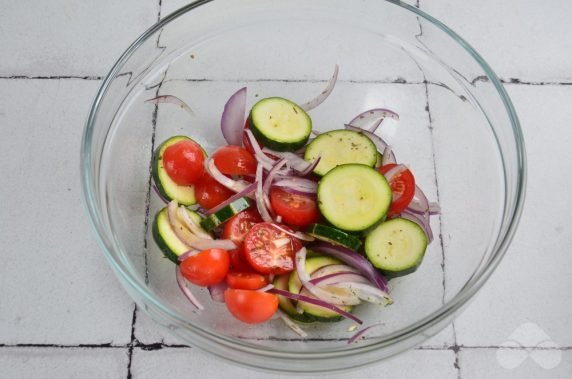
[365,217,428,277]
[307,223,362,251]
[249,97,312,152]
[152,136,203,206]
[152,207,205,264]
[199,197,252,232]
[273,274,315,323]
[317,164,392,232]
[304,129,378,176]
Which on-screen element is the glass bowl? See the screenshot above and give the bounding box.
[81,0,526,373]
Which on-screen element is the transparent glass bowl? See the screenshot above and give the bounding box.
[81,0,526,373]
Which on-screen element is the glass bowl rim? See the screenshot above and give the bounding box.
[80,0,527,359]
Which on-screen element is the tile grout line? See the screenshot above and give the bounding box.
[126,304,138,379]
[0,75,103,80]
[416,12,461,379]
[1,342,569,350]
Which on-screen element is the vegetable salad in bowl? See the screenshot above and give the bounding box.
[148,66,439,342]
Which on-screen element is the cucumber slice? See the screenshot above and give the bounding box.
[288,256,352,322]
[273,274,315,323]
[303,129,377,176]
[365,218,428,277]
[249,97,312,152]
[199,197,251,231]
[152,207,205,263]
[317,164,392,232]
[307,223,362,251]
[152,136,205,206]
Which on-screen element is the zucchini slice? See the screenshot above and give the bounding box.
[273,274,315,323]
[249,97,312,152]
[307,223,362,251]
[152,207,205,263]
[199,197,251,232]
[317,164,392,232]
[304,129,377,176]
[152,136,204,206]
[365,217,428,277]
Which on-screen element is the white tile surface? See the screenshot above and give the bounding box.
[131,347,458,378]
[0,0,158,77]
[0,347,129,379]
[420,0,572,82]
[0,79,134,344]
[459,348,572,379]
[453,85,572,347]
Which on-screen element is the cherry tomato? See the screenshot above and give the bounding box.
[163,140,205,185]
[270,188,320,227]
[224,289,278,324]
[179,249,230,287]
[222,209,263,243]
[379,163,416,216]
[213,146,257,176]
[194,174,234,210]
[222,209,262,271]
[243,223,301,275]
[226,271,268,290]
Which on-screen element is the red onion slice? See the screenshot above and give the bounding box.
[344,124,397,163]
[178,249,200,262]
[176,266,204,310]
[295,248,361,306]
[276,309,308,337]
[177,207,212,240]
[310,242,391,295]
[207,281,228,303]
[270,223,315,242]
[257,284,275,292]
[263,159,288,204]
[300,64,339,112]
[381,146,396,165]
[273,177,318,195]
[167,200,198,247]
[334,282,392,305]
[244,129,277,169]
[188,238,237,251]
[145,95,194,117]
[255,163,274,223]
[310,272,369,286]
[348,322,384,344]
[408,185,430,213]
[205,157,250,193]
[268,288,362,324]
[262,148,312,173]
[221,87,247,146]
[401,209,434,243]
[205,182,257,216]
[348,108,399,133]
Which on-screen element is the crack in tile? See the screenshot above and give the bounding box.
[472,75,572,86]
[163,77,425,85]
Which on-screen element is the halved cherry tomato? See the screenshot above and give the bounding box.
[270,188,320,227]
[379,163,416,216]
[222,209,262,271]
[213,145,257,176]
[243,222,301,275]
[194,174,234,210]
[180,249,230,287]
[224,289,278,324]
[222,209,263,243]
[226,271,268,290]
[163,140,205,185]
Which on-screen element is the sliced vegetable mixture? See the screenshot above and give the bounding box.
[148,66,439,342]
